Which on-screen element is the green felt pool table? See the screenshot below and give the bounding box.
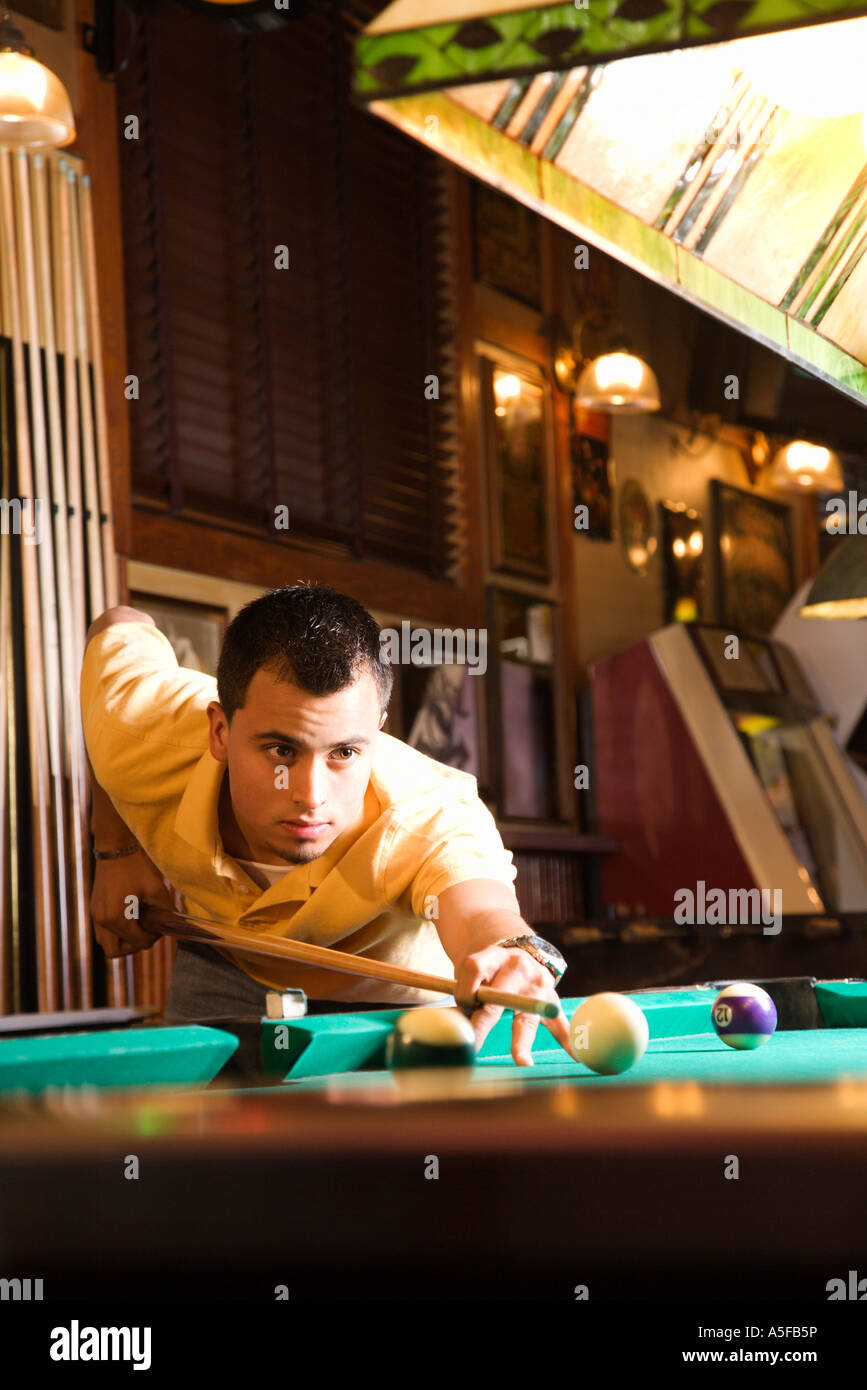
[1,979,866,1300]
[256,981,867,1088]
[2,980,866,1093]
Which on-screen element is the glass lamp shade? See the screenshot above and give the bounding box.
[800,535,867,619]
[0,51,75,149]
[733,19,867,118]
[575,351,661,414]
[767,440,843,493]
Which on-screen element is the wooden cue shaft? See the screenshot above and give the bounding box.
[55,160,87,674]
[66,164,104,618]
[34,151,93,1007]
[65,159,127,1005]
[0,376,10,1012]
[79,171,118,607]
[6,611,21,1012]
[16,149,74,1008]
[0,147,58,1008]
[1,352,21,1011]
[57,159,122,1011]
[141,908,561,1019]
[57,158,123,1008]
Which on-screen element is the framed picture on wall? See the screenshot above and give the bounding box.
[485,588,562,822]
[619,479,657,574]
[482,356,551,581]
[659,500,704,623]
[711,482,794,634]
[471,180,542,308]
[570,403,612,541]
[128,592,228,677]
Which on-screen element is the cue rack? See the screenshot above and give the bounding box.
[0,147,149,1014]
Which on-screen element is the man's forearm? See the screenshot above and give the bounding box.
[434,880,532,966]
[88,757,138,852]
[453,907,530,958]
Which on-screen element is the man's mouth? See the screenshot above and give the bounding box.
[278,820,329,839]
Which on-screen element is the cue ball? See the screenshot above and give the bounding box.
[569,993,649,1075]
[711,982,777,1049]
[385,1006,476,1069]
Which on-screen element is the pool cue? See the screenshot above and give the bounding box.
[16,150,74,1008]
[6,618,21,1012]
[57,159,124,1008]
[0,356,21,1013]
[0,147,58,1008]
[59,159,115,1004]
[55,160,87,678]
[141,907,561,1020]
[66,164,105,618]
[80,171,118,607]
[65,159,128,1005]
[0,381,10,1012]
[34,151,92,1006]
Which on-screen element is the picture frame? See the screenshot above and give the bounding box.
[485,587,563,823]
[471,180,542,308]
[570,403,612,541]
[482,355,551,581]
[659,500,704,623]
[618,478,657,575]
[128,592,229,677]
[711,481,794,634]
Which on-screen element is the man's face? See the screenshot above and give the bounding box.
[207,666,385,865]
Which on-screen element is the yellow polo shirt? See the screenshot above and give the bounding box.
[80,621,517,1004]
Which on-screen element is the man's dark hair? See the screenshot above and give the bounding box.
[216,583,393,722]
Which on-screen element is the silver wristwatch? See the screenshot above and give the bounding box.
[497,934,567,983]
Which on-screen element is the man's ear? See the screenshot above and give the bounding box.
[378,710,388,730]
[207,701,230,762]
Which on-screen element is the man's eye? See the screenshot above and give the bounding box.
[334,747,357,761]
[269,745,292,759]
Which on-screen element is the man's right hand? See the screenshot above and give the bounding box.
[90,850,182,959]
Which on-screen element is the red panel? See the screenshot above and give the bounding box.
[592,640,755,915]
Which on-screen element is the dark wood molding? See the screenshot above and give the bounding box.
[131,510,482,625]
[455,171,583,830]
[501,830,617,854]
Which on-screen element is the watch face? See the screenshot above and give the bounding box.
[527,935,561,958]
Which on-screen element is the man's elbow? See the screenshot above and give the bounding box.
[85,605,155,645]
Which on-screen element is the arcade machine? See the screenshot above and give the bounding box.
[590,623,867,919]
[773,579,867,806]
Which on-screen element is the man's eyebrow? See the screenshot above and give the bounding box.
[255,731,371,747]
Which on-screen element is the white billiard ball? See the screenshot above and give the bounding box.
[569,992,649,1075]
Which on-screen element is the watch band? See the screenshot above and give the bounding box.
[497,933,567,983]
[93,843,141,861]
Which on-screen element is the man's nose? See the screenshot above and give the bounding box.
[289,757,328,809]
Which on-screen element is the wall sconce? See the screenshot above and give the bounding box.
[0,6,74,148]
[82,0,138,82]
[766,439,844,493]
[575,350,661,414]
[549,316,660,414]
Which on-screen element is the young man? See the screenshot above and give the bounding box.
[81,583,570,1065]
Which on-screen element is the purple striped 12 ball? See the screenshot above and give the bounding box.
[711,983,778,1049]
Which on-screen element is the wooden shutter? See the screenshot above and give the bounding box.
[116,0,463,579]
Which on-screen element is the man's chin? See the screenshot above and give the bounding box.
[267,830,333,864]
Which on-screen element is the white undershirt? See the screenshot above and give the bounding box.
[235,857,291,891]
